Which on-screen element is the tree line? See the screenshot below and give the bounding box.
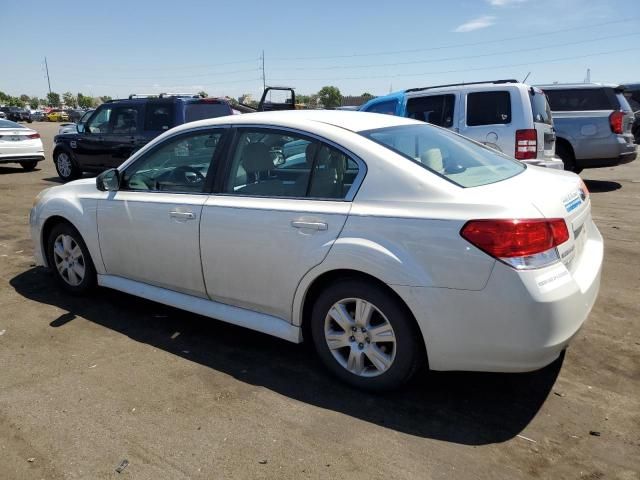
[0,91,113,109]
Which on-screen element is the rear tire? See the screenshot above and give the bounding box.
[54,150,81,181]
[310,279,423,391]
[20,160,38,171]
[556,142,582,174]
[46,222,96,295]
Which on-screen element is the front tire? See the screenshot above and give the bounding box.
[46,223,96,294]
[20,160,38,171]
[310,279,423,391]
[54,150,81,181]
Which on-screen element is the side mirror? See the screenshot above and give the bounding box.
[76,123,85,133]
[96,168,120,191]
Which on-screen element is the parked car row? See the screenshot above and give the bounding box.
[360,80,637,173]
[0,106,33,123]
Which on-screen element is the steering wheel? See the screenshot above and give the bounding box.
[170,165,205,185]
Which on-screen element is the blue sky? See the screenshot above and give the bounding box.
[2,0,639,100]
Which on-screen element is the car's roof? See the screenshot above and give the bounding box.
[536,82,621,90]
[173,110,420,134]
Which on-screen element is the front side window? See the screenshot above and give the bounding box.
[86,106,113,134]
[225,129,359,199]
[122,129,224,193]
[360,124,524,188]
[111,107,140,134]
[466,91,512,126]
[407,94,455,127]
[365,100,398,115]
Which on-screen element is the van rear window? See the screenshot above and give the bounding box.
[466,91,511,126]
[545,88,615,111]
[185,102,232,123]
[530,90,552,124]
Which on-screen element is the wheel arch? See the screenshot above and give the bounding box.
[295,268,429,365]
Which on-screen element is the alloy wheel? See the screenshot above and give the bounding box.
[53,234,86,286]
[324,298,397,377]
[56,153,72,178]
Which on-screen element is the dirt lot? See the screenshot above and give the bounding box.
[0,121,638,479]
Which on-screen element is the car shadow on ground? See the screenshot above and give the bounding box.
[583,179,622,193]
[10,267,562,446]
[0,166,42,175]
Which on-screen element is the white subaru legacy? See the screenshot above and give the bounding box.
[30,110,602,390]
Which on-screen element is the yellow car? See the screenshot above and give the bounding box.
[46,110,70,122]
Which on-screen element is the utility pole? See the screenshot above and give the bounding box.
[261,50,266,91]
[44,57,52,96]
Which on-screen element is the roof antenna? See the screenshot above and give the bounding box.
[522,72,531,84]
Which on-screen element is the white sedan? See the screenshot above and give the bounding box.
[29,111,602,390]
[0,119,45,170]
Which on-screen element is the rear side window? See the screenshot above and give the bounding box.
[545,88,615,111]
[184,101,232,123]
[406,94,455,127]
[466,91,511,126]
[361,124,524,188]
[145,103,174,131]
[364,100,397,115]
[530,90,552,124]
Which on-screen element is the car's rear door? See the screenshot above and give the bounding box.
[199,127,362,321]
[97,127,228,297]
[529,87,556,160]
[101,105,145,168]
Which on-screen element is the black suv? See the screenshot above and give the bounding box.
[52,94,234,181]
[0,106,32,123]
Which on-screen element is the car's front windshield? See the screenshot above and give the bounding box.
[359,124,525,188]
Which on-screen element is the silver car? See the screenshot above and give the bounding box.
[30,111,602,390]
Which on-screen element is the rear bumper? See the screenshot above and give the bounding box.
[0,154,45,164]
[577,143,637,169]
[392,218,603,372]
[524,157,565,170]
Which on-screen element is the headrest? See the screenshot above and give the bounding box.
[305,142,331,167]
[242,143,273,172]
[420,148,444,173]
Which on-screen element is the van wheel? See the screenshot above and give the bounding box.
[556,143,582,174]
[54,151,81,181]
[310,279,423,391]
[46,223,96,294]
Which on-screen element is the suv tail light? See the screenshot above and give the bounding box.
[461,218,569,269]
[609,111,624,134]
[27,133,40,139]
[515,129,537,160]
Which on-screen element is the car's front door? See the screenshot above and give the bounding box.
[97,127,227,297]
[73,105,114,169]
[200,127,362,321]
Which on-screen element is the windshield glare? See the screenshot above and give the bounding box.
[360,124,525,188]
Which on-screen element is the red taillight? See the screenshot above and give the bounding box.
[27,133,40,139]
[609,111,624,134]
[515,129,537,160]
[461,219,569,258]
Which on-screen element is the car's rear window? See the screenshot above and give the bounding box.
[184,102,232,123]
[360,124,525,188]
[545,88,616,111]
[530,89,552,124]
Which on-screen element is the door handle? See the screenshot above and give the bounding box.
[291,220,328,231]
[169,211,196,220]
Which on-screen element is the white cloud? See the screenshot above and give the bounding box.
[488,0,527,6]
[453,15,496,33]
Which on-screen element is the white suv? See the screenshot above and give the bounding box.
[360,79,564,169]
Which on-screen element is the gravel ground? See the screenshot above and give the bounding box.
[0,121,638,479]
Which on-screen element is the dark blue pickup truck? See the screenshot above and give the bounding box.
[52,94,234,181]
